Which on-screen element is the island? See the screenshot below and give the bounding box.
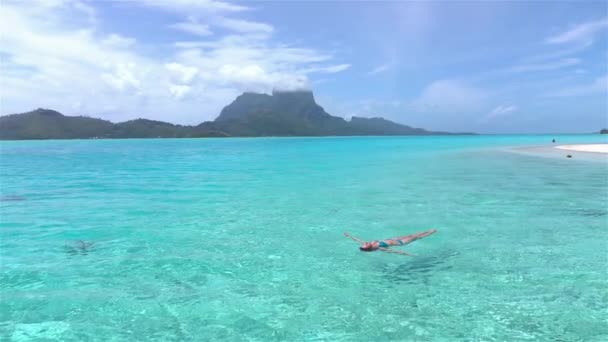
[0,90,473,140]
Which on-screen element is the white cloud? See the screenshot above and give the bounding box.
[1,6,126,67]
[21,0,99,26]
[303,63,351,74]
[216,18,274,34]
[482,105,518,121]
[169,84,192,99]
[216,64,309,92]
[546,17,608,45]
[101,63,141,92]
[413,79,487,113]
[321,64,351,73]
[71,0,97,23]
[546,74,608,97]
[136,0,249,14]
[273,76,310,92]
[0,0,349,124]
[525,40,591,63]
[169,18,213,36]
[0,2,204,122]
[172,34,337,93]
[0,4,144,90]
[510,58,580,73]
[165,62,199,84]
[367,64,391,76]
[219,64,268,85]
[148,1,272,36]
[102,33,137,48]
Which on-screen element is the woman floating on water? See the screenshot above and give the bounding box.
[344,229,437,256]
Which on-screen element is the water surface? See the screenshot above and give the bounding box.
[1,135,607,341]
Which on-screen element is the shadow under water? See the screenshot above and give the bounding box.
[0,195,26,202]
[575,208,607,217]
[64,240,95,256]
[381,249,460,285]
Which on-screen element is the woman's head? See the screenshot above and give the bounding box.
[359,242,375,252]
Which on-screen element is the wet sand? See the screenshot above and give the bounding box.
[555,144,608,154]
[509,144,608,162]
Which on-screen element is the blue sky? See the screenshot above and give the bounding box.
[1,0,606,133]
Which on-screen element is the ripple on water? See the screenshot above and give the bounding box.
[10,321,70,341]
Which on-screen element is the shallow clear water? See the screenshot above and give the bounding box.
[1,135,607,341]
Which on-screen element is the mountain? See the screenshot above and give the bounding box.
[348,116,436,135]
[600,128,608,134]
[0,91,471,140]
[0,109,226,139]
[207,90,350,136]
[0,109,114,140]
[112,119,226,138]
[206,90,456,136]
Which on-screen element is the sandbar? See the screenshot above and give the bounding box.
[555,144,608,154]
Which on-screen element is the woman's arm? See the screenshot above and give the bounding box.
[378,247,416,256]
[343,232,364,244]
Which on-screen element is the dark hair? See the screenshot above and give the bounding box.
[359,246,374,252]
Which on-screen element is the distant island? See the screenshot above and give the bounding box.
[600,129,608,134]
[0,90,473,140]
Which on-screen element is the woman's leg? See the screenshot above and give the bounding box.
[413,229,437,239]
[394,229,437,245]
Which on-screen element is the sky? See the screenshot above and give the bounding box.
[1,0,607,133]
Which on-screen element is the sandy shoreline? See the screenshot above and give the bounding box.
[555,144,608,154]
[509,143,608,162]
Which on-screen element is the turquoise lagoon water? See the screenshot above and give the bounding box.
[1,135,607,341]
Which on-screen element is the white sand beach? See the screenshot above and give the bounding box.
[555,144,608,154]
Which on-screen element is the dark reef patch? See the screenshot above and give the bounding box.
[64,240,95,255]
